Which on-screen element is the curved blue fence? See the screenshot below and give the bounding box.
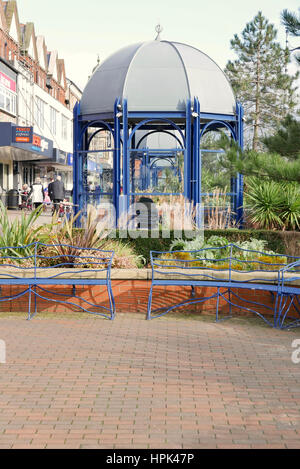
[0,242,115,320]
[148,244,300,329]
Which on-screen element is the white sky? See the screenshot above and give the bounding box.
[17,0,300,91]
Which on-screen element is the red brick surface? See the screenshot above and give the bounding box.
[0,314,300,449]
[0,281,297,320]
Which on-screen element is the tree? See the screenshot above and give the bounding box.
[218,115,300,184]
[281,8,300,65]
[262,114,300,158]
[225,11,299,150]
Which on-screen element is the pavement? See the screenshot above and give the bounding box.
[7,209,53,226]
[0,312,300,449]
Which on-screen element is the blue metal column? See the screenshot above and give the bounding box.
[236,102,244,228]
[131,131,136,206]
[114,98,121,226]
[192,97,201,227]
[185,99,192,201]
[141,152,147,191]
[73,102,84,224]
[122,99,129,213]
[73,102,79,215]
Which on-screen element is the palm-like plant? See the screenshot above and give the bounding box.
[245,179,284,230]
[0,201,50,260]
[45,207,110,267]
[245,178,300,230]
[281,184,300,230]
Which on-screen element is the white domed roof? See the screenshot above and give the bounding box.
[80,40,236,116]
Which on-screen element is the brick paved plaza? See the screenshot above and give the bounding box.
[0,312,300,449]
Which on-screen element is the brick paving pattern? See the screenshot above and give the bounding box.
[0,313,300,449]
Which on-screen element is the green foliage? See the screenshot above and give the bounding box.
[262,115,300,158]
[171,234,276,260]
[281,8,300,65]
[45,208,143,268]
[157,167,182,194]
[165,234,282,267]
[0,201,51,260]
[200,131,231,192]
[225,11,299,150]
[282,8,300,36]
[245,178,300,230]
[104,240,145,269]
[170,234,230,260]
[233,238,271,256]
[280,184,300,231]
[114,229,300,263]
[220,135,300,184]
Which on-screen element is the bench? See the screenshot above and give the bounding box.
[277,260,300,329]
[148,244,300,329]
[0,242,115,320]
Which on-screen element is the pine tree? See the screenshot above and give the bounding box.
[219,115,300,184]
[225,11,299,150]
[281,8,300,65]
[262,114,300,158]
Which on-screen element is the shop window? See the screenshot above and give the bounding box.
[0,164,9,190]
[62,115,68,140]
[50,106,57,135]
[35,96,45,130]
[4,164,9,190]
[0,84,16,116]
[0,88,5,109]
[0,163,3,190]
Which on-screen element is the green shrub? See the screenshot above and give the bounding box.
[245,178,300,230]
[0,202,51,261]
[114,229,300,263]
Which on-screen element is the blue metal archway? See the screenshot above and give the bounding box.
[73,96,244,228]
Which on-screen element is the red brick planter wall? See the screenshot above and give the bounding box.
[0,280,293,319]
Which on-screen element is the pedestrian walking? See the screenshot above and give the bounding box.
[48,175,65,214]
[29,178,44,210]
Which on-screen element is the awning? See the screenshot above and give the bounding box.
[0,122,53,161]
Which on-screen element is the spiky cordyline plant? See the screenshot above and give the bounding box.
[0,201,51,261]
[46,206,111,267]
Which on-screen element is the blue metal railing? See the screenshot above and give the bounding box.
[148,245,300,329]
[0,242,115,320]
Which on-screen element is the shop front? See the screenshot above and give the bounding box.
[0,123,53,204]
[34,149,73,197]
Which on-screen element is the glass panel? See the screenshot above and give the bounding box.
[201,150,230,194]
[201,193,235,229]
[83,151,113,207]
[130,150,184,196]
[124,194,196,234]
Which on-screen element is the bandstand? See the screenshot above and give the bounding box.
[73,34,244,227]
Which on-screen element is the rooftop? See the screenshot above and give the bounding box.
[80,40,236,116]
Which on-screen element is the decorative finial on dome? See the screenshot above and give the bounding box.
[91,54,100,74]
[155,24,163,41]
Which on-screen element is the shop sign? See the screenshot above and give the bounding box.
[0,71,16,92]
[12,126,33,143]
[32,134,50,153]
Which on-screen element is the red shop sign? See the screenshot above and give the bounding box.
[0,71,16,92]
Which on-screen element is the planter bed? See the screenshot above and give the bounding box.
[147,246,300,329]
[0,243,115,320]
[1,243,300,329]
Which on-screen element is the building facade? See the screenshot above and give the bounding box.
[0,0,82,201]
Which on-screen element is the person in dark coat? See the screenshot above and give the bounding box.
[48,175,65,213]
[47,177,54,201]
